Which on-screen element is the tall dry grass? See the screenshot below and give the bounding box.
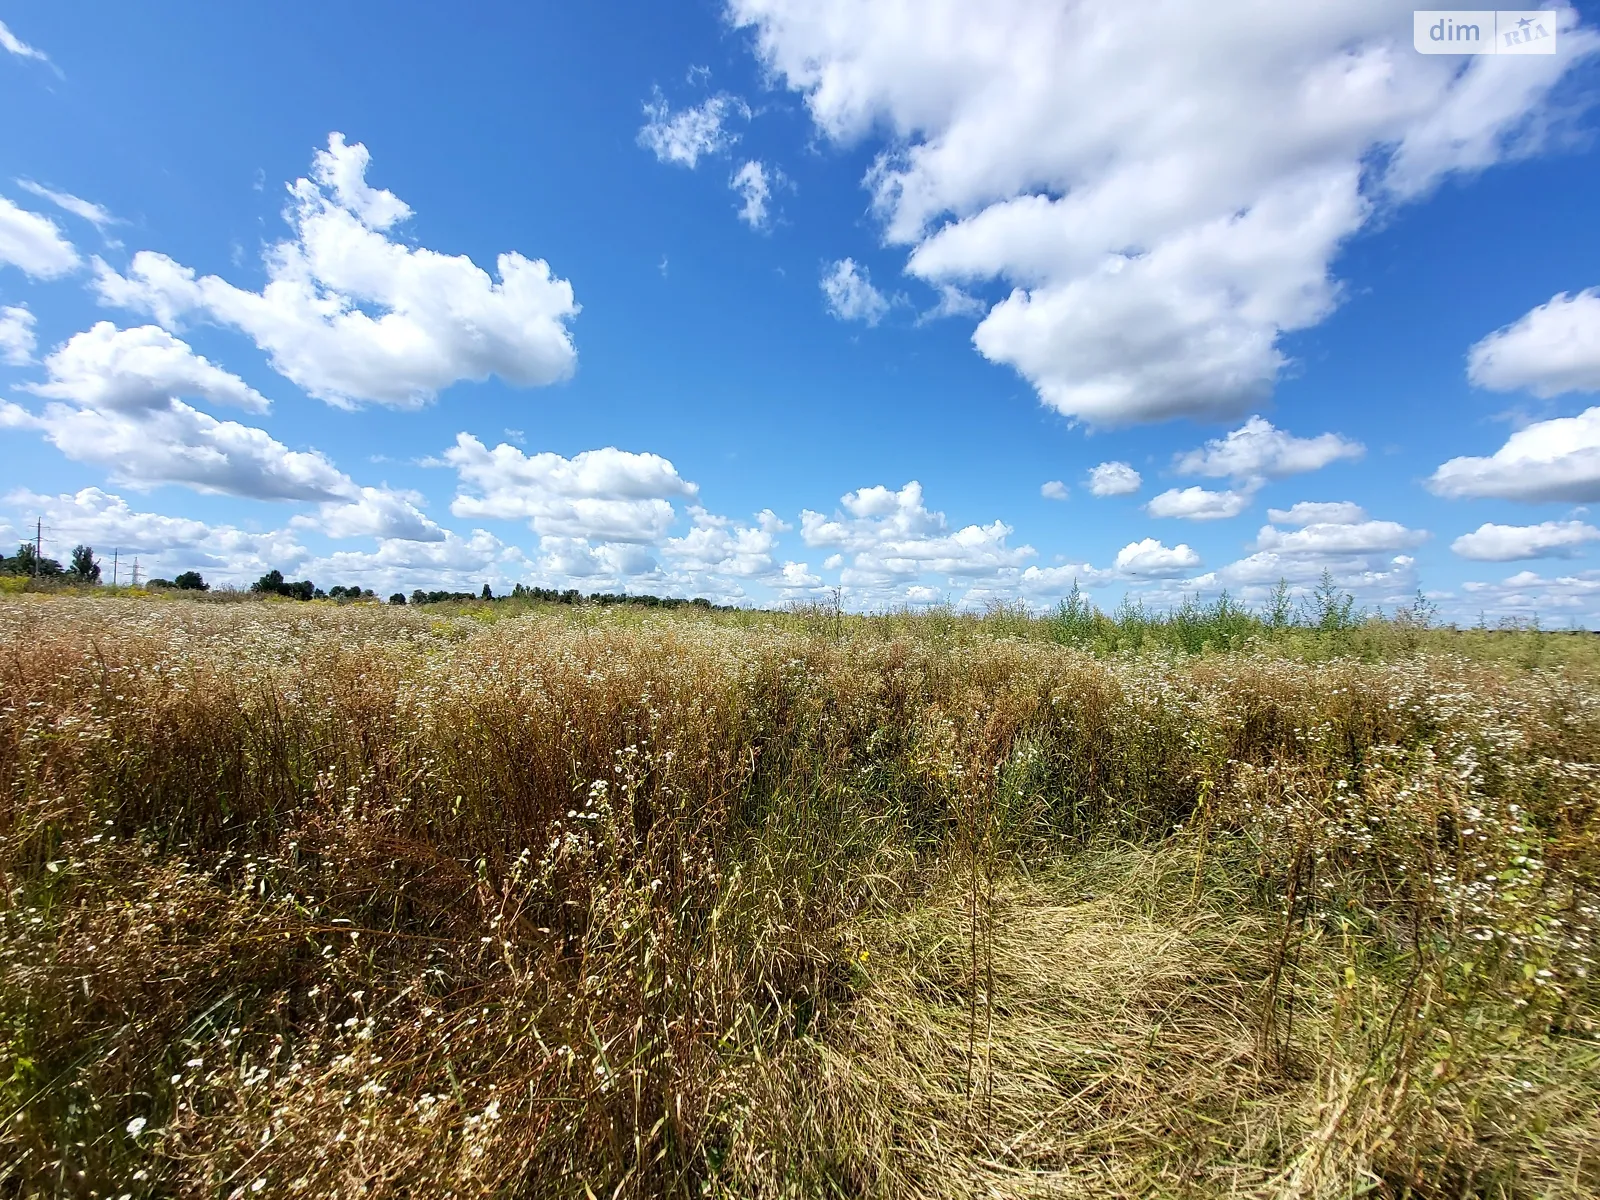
[0,594,1596,1198]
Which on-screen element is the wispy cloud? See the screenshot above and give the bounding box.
[0,19,49,64]
[638,90,750,168]
[16,180,118,230]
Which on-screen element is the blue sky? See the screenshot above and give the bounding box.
[3,2,1600,620]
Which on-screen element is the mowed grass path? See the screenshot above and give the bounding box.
[1,595,1596,1198]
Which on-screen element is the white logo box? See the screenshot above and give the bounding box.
[1414,10,1558,53]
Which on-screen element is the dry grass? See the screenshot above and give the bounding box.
[0,594,1596,1198]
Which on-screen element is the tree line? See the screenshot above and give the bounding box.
[2,543,104,582]
[0,549,730,611]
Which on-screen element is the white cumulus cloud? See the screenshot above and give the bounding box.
[729,0,1599,425]
[0,195,78,279]
[1,488,307,581]
[1451,520,1600,562]
[1085,461,1141,496]
[1018,562,1116,596]
[664,507,790,578]
[801,480,1034,590]
[1253,519,1428,557]
[1146,485,1255,521]
[1467,288,1600,398]
[27,320,269,414]
[443,433,697,544]
[1040,480,1068,501]
[0,322,346,501]
[1,322,437,538]
[1174,415,1363,482]
[1114,538,1201,576]
[294,486,444,543]
[1429,408,1600,502]
[1266,500,1366,526]
[93,133,579,409]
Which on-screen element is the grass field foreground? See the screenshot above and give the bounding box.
[1,594,1597,1197]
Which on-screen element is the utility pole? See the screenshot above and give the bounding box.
[111,548,119,588]
[33,519,42,578]
[131,558,141,589]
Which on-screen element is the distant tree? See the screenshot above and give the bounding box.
[389,592,407,605]
[251,569,316,600]
[481,583,493,600]
[252,569,287,595]
[173,571,209,591]
[3,543,63,577]
[69,545,101,583]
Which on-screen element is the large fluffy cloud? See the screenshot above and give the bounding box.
[1174,415,1363,482]
[1266,500,1367,526]
[1146,485,1255,521]
[1452,520,1600,562]
[443,433,697,544]
[294,487,445,543]
[1253,517,1428,557]
[1,322,440,539]
[1428,408,1600,502]
[664,506,789,577]
[1114,538,1201,576]
[27,320,269,414]
[1085,461,1141,497]
[93,134,579,409]
[1158,500,1427,609]
[0,488,307,580]
[728,0,1598,424]
[2,323,345,501]
[800,480,1034,590]
[1016,561,1116,597]
[1467,288,1600,397]
[0,195,78,279]
[1144,417,1364,521]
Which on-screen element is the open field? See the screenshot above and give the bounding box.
[2,594,1597,1198]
